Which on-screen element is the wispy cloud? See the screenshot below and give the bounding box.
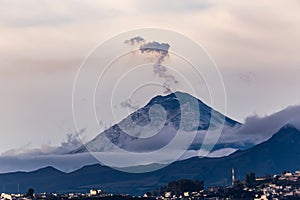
[218,105,300,145]
[1,129,85,157]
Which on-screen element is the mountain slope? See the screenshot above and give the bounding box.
[72,91,240,153]
[0,124,299,195]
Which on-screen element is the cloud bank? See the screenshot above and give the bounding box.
[218,105,300,145]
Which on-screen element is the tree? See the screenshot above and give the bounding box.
[233,180,244,190]
[159,186,167,196]
[245,172,256,188]
[152,188,159,197]
[25,188,34,199]
[164,179,204,196]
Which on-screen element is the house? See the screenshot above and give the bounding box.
[1,193,12,200]
[183,192,189,197]
[164,192,171,198]
[254,194,267,200]
[89,189,98,196]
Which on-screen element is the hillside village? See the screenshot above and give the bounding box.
[1,170,300,200]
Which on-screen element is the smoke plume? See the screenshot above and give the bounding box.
[124,36,145,45]
[125,37,179,94]
[120,98,139,110]
[139,41,178,93]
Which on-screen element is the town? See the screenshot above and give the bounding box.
[1,169,300,200]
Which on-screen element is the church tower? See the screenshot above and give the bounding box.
[232,168,235,186]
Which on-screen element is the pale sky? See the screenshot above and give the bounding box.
[0,0,300,153]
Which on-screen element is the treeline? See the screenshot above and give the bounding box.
[152,179,204,196]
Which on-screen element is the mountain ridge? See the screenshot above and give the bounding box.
[0,124,299,195]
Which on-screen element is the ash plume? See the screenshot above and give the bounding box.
[139,41,170,55]
[124,36,145,45]
[139,41,178,94]
[123,37,179,110]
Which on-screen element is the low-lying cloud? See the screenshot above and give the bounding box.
[218,105,300,145]
[1,129,85,157]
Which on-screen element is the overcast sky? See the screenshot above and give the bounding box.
[0,0,300,153]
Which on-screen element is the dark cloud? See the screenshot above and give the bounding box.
[124,36,145,45]
[139,41,170,55]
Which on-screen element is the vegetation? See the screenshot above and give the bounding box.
[157,179,204,196]
[245,172,256,188]
[25,188,35,198]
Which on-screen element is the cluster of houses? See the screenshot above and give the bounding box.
[0,190,109,200]
[0,189,149,200]
[152,171,300,200]
[1,193,25,200]
[252,171,300,200]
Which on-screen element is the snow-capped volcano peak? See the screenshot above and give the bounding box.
[71,92,239,154]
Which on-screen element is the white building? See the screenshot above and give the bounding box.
[1,193,12,200]
[89,189,97,196]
